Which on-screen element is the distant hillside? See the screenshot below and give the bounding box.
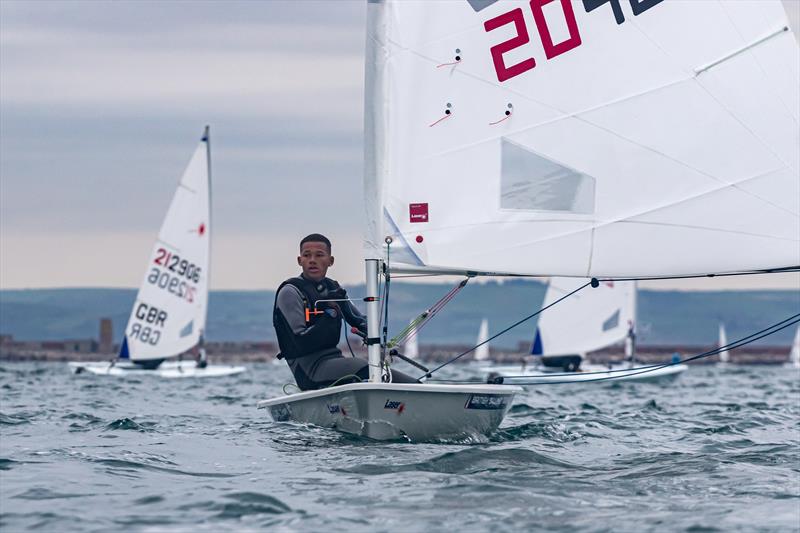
[0,281,798,348]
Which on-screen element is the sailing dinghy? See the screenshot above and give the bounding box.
[69,127,246,378]
[483,278,687,383]
[259,0,798,441]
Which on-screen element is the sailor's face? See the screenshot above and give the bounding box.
[298,242,334,281]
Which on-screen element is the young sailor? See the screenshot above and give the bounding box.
[273,233,418,390]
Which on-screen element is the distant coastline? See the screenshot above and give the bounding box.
[1,340,792,366]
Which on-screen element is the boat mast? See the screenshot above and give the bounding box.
[364,0,388,384]
[199,125,211,366]
[365,259,382,382]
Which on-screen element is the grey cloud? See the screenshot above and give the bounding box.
[0,0,368,254]
[0,0,365,118]
[1,112,363,235]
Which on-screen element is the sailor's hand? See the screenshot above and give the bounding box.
[350,326,367,339]
[353,322,367,336]
[317,297,342,316]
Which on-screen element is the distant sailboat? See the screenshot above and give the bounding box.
[785,327,800,369]
[537,278,636,371]
[484,278,687,383]
[69,127,245,378]
[474,318,490,361]
[717,323,731,365]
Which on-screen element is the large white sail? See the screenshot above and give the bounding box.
[365,0,800,278]
[474,318,490,361]
[533,277,636,356]
[121,130,211,361]
[718,322,731,363]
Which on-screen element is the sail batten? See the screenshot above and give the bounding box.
[695,26,789,75]
[365,0,800,278]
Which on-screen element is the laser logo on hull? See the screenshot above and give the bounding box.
[384,400,406,414]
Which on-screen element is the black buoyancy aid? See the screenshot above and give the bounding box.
[273,277,342,360]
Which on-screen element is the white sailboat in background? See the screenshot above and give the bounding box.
[474,318,490,362]
[259,0,799,441]
[717,323,731,365]
[785,327,800,369]
[538,278,637,372]
[484,278,687,383]
[70,127,246,378]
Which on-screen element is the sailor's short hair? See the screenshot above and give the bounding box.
[300,233,332,253]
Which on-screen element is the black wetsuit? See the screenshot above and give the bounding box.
[273,275,417,390]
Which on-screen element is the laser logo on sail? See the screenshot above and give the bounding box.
[409,203,429,223]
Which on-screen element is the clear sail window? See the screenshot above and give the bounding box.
[602,310,620,332]
[500,139,595,213]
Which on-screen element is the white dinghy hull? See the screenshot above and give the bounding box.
[68,360,246,378]
[482,363,688,384]
[258,382,522,442]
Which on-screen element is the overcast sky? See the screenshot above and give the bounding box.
[1,0,799,292]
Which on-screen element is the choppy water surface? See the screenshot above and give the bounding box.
[1,362,798,532]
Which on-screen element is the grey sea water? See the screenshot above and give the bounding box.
[1,362,798,532]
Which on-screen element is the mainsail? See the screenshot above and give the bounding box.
[365,0,799,278]
[121,129,211,361]
[532,277,635,356]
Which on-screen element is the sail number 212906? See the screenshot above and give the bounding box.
[153,247,201,283]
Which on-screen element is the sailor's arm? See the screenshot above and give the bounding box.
[340,300,367,334]
[325,282,367,334]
